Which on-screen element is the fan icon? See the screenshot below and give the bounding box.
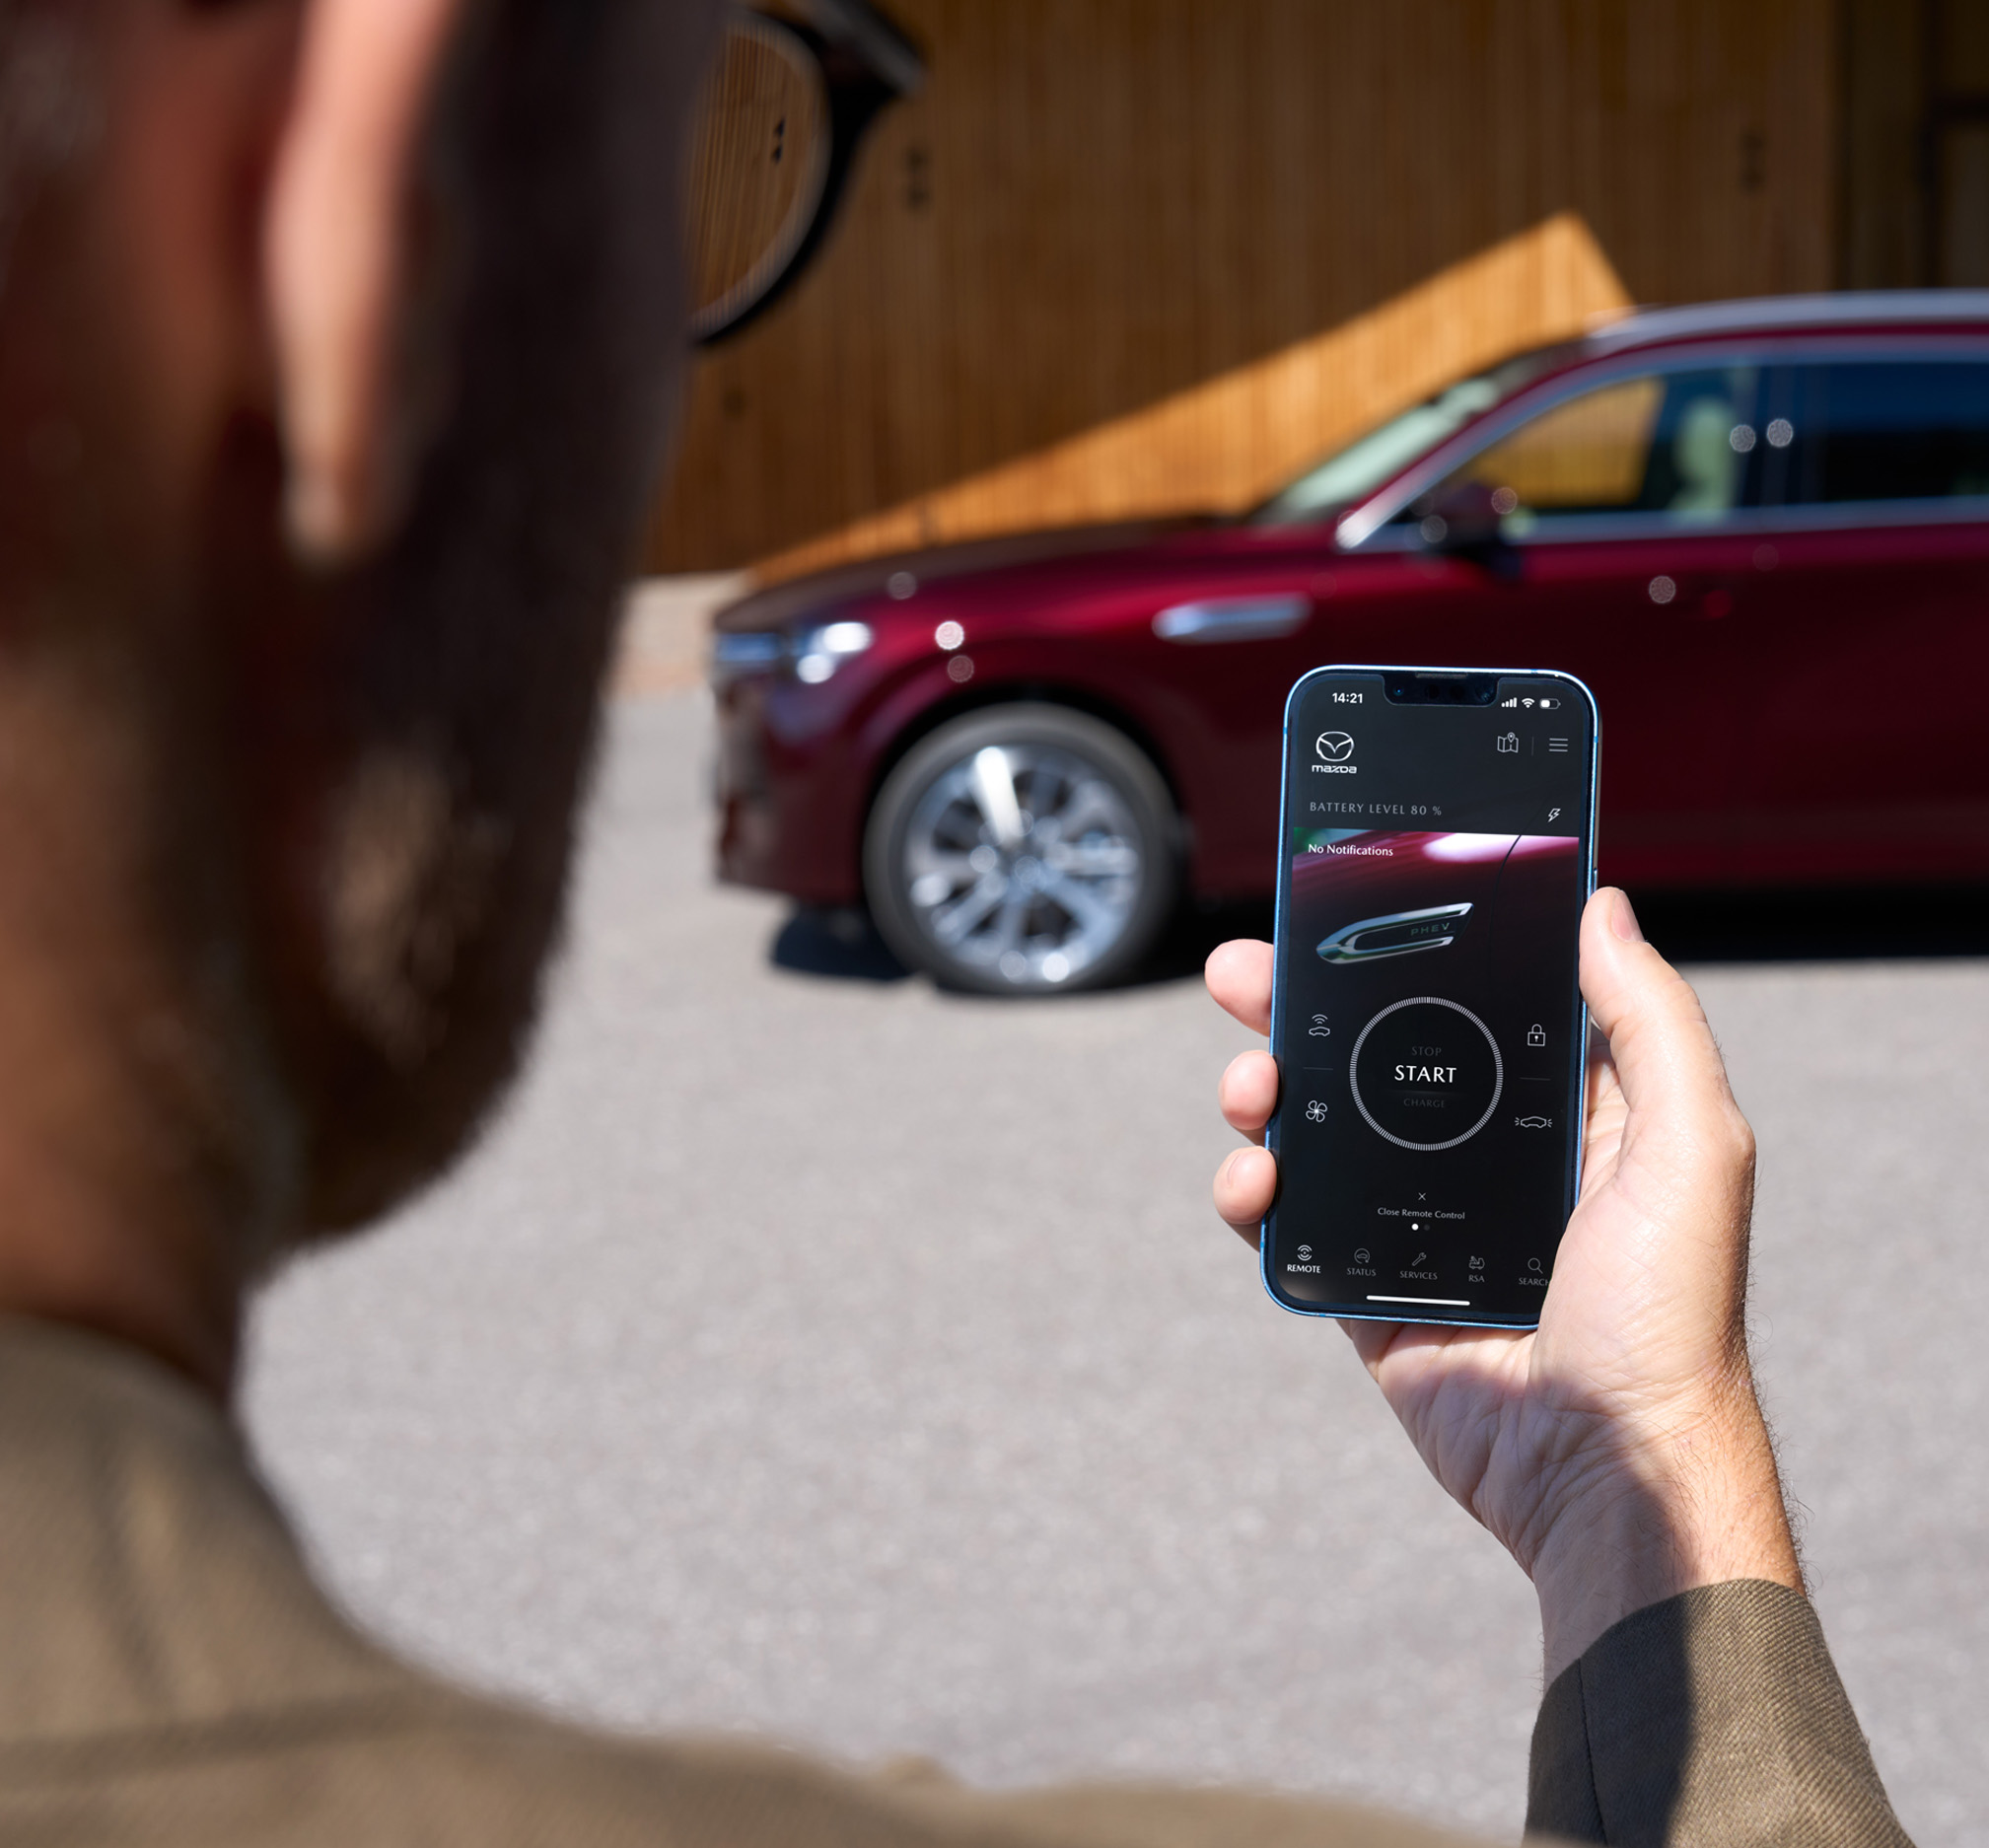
[1305,1100,1328,1122]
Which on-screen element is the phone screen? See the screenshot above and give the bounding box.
[1265,667,1598,1327]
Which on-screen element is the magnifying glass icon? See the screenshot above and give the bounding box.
[1527,1257,1544,1273]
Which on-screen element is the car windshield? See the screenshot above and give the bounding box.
[1248,347,1572,527]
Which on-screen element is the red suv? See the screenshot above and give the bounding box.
[712,292,1989,994]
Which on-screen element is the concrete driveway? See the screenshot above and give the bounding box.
[245,691,1989,1845]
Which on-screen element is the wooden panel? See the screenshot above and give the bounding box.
[756,212,1633,576]
[1838,0,1926,288]
[649,0,1839,578]
[1933,0,1989,286]
[1943,0,1989,88]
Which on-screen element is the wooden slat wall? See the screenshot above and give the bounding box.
[1838,0,1924,287]
[649,0,1838,579]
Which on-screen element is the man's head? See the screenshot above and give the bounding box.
[0,0,714,1386]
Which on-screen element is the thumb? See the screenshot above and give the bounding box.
[1575,888,1756,1332]
[1580,888,1742,1137]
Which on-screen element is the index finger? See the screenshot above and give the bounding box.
[1205,939,1273,1034]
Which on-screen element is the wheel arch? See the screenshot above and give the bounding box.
[860,678,1190,877]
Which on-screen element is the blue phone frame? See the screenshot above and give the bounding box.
[1262,664,1601,1330]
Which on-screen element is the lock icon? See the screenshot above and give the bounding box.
[1526,1023,1546,1047]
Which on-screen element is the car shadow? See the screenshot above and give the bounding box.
[770,906,914,982]
[1130,887,1989,987]
[1125,898,1278,989]
[767,899,1276,992]
[1630,885,1989,964]
[769,886,1989,993]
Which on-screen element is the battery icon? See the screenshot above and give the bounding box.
[1537,696,1560,709]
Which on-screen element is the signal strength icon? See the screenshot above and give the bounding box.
[1500,695,1519,707]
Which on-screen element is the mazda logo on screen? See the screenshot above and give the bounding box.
[1312,731,1357,774]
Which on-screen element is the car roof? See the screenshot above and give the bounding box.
[1324,291,1989,548]
[1583,289,1989,353]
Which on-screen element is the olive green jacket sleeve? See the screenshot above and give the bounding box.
[1527,1580,1912,1846]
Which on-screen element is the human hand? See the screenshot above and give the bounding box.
[1205,888,1802,1677]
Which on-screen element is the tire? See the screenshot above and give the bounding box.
[864,704,1180,996]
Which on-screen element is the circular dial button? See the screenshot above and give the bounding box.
[1348,997,1503,1151]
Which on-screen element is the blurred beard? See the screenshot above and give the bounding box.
[201,0,706,1241]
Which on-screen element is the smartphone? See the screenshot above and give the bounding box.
[1263,666,1598,1328]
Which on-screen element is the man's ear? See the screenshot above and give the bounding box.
[264,0,474,565]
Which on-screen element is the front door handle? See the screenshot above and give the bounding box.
[1153,594,1310,644]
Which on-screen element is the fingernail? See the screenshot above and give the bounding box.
[1609,888,1645,943]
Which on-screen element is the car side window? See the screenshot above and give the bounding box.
[1391,365,1763,533]
[1774,360,1989,507]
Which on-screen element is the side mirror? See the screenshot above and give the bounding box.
[1416,480,1502,548]
[1414,480,1519,577]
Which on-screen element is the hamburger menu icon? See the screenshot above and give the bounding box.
[1314,731,1355,761]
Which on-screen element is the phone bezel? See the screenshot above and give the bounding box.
[1262,664,1601,1330]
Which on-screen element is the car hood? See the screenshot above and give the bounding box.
[712,517,1214,632]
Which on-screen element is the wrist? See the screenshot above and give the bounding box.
[1526,1387,1803,1683]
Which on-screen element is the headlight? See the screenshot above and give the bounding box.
[711,620,875,687]
[712,631,786,682]
[792,619,874,683]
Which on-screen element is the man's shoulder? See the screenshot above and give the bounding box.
[1,1688,1484,1848]
[0,1321,1486,1848]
